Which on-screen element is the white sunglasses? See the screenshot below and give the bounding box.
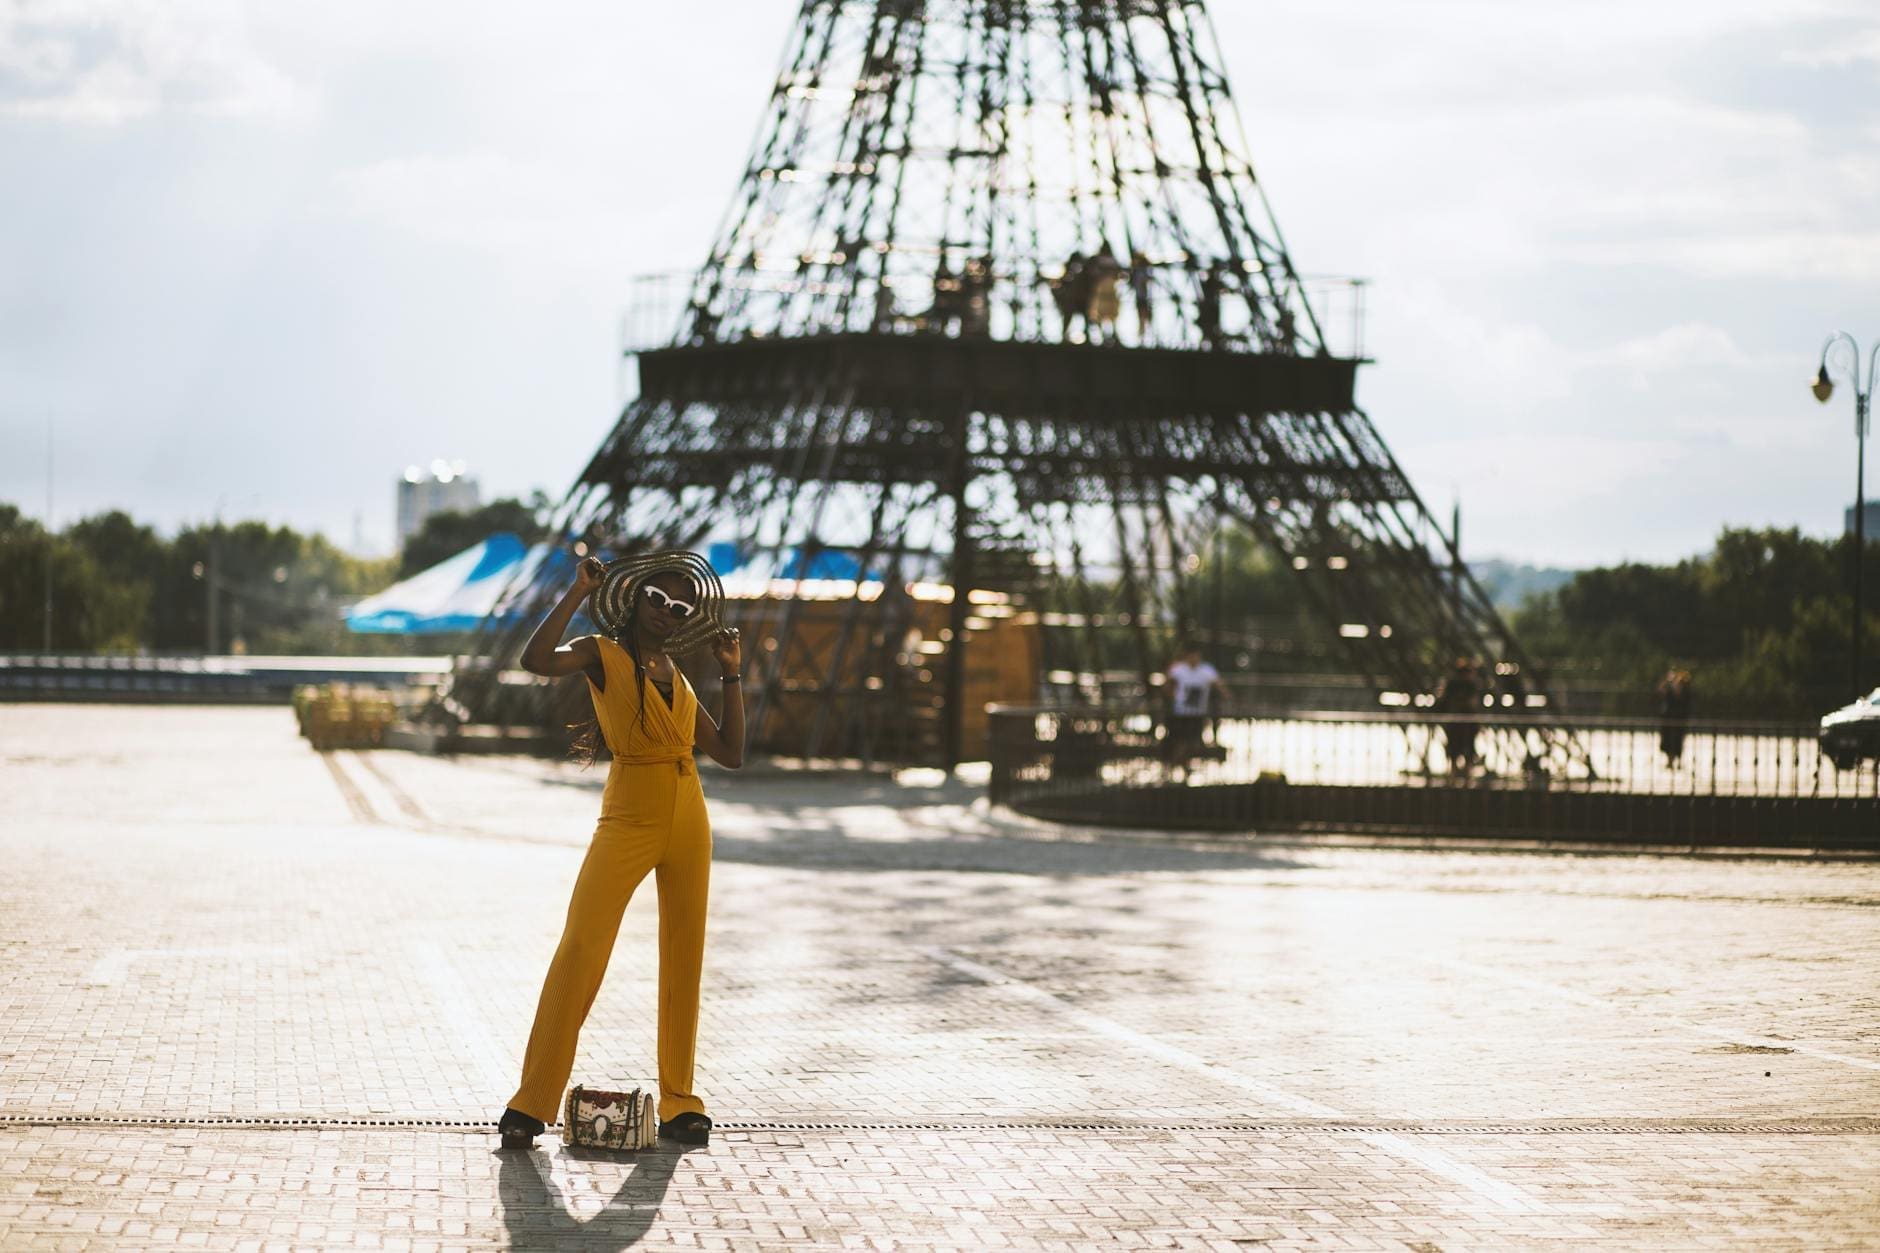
[643,585,697,619]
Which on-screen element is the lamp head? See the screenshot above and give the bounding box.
[1812,363,1834,404]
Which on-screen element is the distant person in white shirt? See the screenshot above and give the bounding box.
[1163,643,1227,778]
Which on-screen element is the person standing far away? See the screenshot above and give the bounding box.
[1433,657,1482,777]
[1052,251,1089,341]
[1656,667,1694,769]
[1164,642,1228,783]
[495,550,745,1152]
[1129,248,1155,340]
[1085,246,1122,342]
[1197,263,1226,348]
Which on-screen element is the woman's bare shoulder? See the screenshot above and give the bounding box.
[566,634,610,678]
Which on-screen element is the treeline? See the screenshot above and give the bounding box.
[0,503,400,654]
[1511,527,1877,718]
[5,496,1870,718]
[1160,523,1871,718]
[1,496,556,654]
[0,496,552,654]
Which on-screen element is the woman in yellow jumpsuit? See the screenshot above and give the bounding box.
[497,550,743,1149]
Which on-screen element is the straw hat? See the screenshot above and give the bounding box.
[587,549,728,653]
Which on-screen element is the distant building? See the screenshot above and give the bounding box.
[397,461,481,549]
[1848,500,1880,539]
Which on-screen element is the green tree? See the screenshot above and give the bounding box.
[64,510,167,589]
[1190,525,1321,669]
[1511,526,1878,717]
[1027,522,1326,678]
[2,502,403,655]
[0,505,148,650]
[1702,528,1840,643]
[398,496,547,578]
[156,520,399,653]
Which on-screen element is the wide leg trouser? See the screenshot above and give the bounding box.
[508,759,711,1124]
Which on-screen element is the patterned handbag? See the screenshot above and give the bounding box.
[563,1084,657,1150]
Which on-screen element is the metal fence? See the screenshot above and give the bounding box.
[0,654,450,704]
[988,706,1879,849]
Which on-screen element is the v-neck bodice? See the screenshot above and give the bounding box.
[586,635,696,761]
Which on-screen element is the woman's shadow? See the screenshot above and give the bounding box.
[498,1142,703,1251]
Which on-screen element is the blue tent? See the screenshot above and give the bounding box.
[346,534,575,634]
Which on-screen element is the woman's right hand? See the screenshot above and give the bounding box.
[573,555,606,594]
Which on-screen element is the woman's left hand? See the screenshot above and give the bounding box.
[711,627,743,677]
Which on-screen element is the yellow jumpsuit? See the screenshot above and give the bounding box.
[508,635,712,1125]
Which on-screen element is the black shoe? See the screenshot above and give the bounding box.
[659,1112,712,1145]
[498,1107,545,1150]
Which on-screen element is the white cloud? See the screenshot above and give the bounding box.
[1360,275,1847,560]
[0,0,1871,564]
[1372,292,1781,435]
[1232,1,1878,293]
[0,0,307,123]
[1268,91,1874,283]
[1367,282,1579,409]
[1780,26,1880,67]
[1413,432,1689,501]
[1218,0,1864,133]
[1566,229,1880,281]
[1603,324,1750,373]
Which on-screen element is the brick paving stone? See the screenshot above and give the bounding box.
[1,705,1878,1249]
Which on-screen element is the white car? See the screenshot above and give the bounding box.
[1819,688,1880,771]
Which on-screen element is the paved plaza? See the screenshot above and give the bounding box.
[2,705,1877,1251]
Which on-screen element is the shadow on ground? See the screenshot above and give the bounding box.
[707,820,1308,878]
[498,1143,704,1251]
[500,760,984,811]
[442,756,1309,878]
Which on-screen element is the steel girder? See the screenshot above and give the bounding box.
[451,0,1576,774]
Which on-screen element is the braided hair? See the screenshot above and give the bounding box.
[571,549,728,764]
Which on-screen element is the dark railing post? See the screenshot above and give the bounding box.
[941,399,974,773]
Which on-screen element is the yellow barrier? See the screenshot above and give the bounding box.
[296,684,399,750]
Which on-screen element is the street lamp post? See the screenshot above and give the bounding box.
[200,494,262,657]
[206,521,221,656]
[1813,332,1879,700]
[43,416,54,652]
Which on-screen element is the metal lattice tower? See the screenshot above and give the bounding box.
[458,0,1564,768]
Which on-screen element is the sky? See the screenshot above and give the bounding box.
[1,0,1875,566]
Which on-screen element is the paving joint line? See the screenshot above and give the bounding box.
[4,1114,1877,1134]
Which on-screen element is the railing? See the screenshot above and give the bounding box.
[618,267,1368,360]
[0,654,451,704]
[987,706,1879,849]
